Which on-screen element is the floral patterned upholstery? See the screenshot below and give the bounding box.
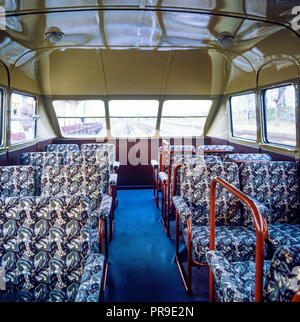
[65,151,110,194]
[81,144,117,172]
[197,145,236,160]
[171,155,222,199]
[20,152,65,194]
[239,161,300,253]
[206,250,271,302]
[46,144,79,153]
[264,244,300,302]
[206,244,300,302]
[183,225,261,263]
[180,162,241,227]
[0,166,37,197]
[174,162,261,264]
[0,195,104,302]
[223,153,272,162]
[40,165,112,231]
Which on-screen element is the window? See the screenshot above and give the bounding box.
[230,93,257,141]
[10,92,37,145]
[53,100,106,137]
[263,84,296,147]
[109,100,159,137]
[159,100,212,136]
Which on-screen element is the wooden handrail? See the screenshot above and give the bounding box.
[209,177,268,302]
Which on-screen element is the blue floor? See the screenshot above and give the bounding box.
[104,189,191,302]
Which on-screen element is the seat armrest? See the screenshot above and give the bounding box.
[109,173,118,187]
[159,171,168,184]
[206,250,247,302]
[172,195,191,219]
[113,161,120,171]
[75,253,105,302]
[99,194,112,219]
[151,160,159,169]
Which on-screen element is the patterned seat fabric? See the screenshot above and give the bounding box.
[206,244,300,302]
[0,166,37,197]
[239,161,300,254]
[65,151,110,194]
[176,162,260,264]
[223,153,272,162]
[180,162,241,227]
[46,144,79,153]
[0,196,103,302]
[183,225,262,263]
[40,165,111,234]
[198,145,236,160]
[264,244,300,302]
[20,152,64,194]
[206,250,271,302]
[81,144,116,171]
[171,154,221,199]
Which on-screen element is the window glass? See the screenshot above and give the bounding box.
[53,100,106,137]
[230,93,257,141]
[10,93,36,144]
[264,85,296,146]
[109,100,159,137]
[160,100,212,136]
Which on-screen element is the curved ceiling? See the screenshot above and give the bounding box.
[0,1,299,96]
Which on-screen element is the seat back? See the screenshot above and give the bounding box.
[20,152,64,193]
[264,244,300,302]
[65,151,110,194]
[198,145,236,160]
[180,162,241,226]
[240,161,299,226]
[41,165,103,230]
[0,166,37,197]
[171,154,222,198]
[223,153,272,162]
[81,144,115,167]
[46,144,79,153]
[0,195,92,302]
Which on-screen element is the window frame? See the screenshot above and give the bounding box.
[52,99,107,138]
[0,88,4,147]
[229,91,257,142]
[261,83,297,148]
[108,99,159,138]
[9,91,38,146]
[159,99,212,137]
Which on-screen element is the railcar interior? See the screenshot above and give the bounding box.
[0,0,299,307]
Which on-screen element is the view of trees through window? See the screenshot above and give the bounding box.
[53,100,106,137]
[230,93,257,141]
[264,85,296,146]
[10,93,36,144]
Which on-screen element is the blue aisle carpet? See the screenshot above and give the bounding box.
[104,189,209,302]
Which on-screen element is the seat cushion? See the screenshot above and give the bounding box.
[183,225,266,264]
[206,250,271,302]
[267,224,300,255]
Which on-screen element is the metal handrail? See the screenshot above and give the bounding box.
[209,177,268,302]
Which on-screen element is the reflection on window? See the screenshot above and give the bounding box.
[109,100,159,137]
[10,93,36,145]
[264,85,296,147]
[230,93,256,141]
[53,100,106,137]
[160,100,212,136]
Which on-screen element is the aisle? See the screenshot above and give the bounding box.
[104,189,190,302]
